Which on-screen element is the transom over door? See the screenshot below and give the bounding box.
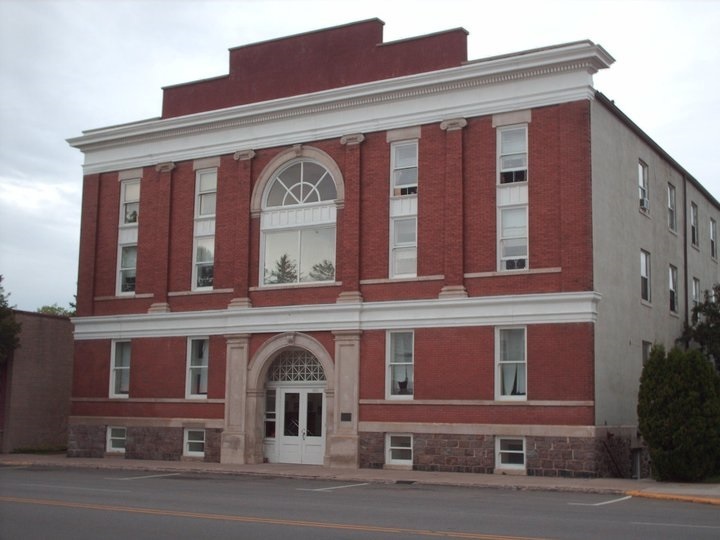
[264,349,327,465]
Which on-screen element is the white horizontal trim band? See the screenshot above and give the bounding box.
[73,291,601,340]
[358,422,599,438]
[359,399,593,407]
[68,42,611,174]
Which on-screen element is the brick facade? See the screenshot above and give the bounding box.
[68,20,719,477]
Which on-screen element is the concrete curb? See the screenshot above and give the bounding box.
[625,490,720,506]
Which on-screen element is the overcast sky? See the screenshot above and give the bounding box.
[1,0,718,312]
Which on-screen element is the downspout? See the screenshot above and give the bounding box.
[683,176,689,327]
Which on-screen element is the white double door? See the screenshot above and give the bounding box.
[276,387,325,465]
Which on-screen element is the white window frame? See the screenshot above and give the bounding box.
[260,159,337,287]
[497,125,528,184]
[183,428,206,458]
[690,202,699,247]
[498,205,528,271]
[193,168,217,291]
[390,140,418,196]
[495,436,526,472]
[109,340,130,399]
[186,338,209,399]
[667,183,676,232]
[385,433,413,467]
[106,426,126,454]
[640,250,651,303]
[495,327,527,401]
[692,277,701,309]
[117,178,140,296]
[642,341,653,365]
[386,331,414,400]
[390,216,417,278]
[711,218,717,259]
[669,265,678,313]
[638,160,649,212]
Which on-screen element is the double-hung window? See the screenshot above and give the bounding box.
[110,341,131,398]
[497,125,529,271]
[387,331,414,399]
[498,126,528,184]
[667,183,677,231]
[669,265,678,313]
[692,278,701,309]
[499,207,528,270]
[186,338,209,398]
[117,178,140,294]
[638,160,649,212]
[390,141,418,278]
[690,203,699,247]
[106,426,126,454]
[496,328,526,400]
[193,169,217,290]
[496,437,525,471]
[711,218,717,259]
[386,434,413,466]
[184,429,205,458]
[640,250,651,302]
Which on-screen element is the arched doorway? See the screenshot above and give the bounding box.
[263,349,327,464]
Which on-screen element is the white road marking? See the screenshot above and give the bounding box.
[568,495,632,506]
[110,473,182,481]
[632,522,720,530]
[297,482,369,492]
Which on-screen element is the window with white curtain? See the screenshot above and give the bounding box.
[667,183,676,231]
[669,265,678,313]
[193,169,217,290]
[640,250,651,302]
[117,178,140,294]
[387,331,414,399]
[389,140,418,278]
[186,338,209,398]
[496,328,526,400]
[110,341,131,398]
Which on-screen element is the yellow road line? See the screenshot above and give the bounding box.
[625,490,720,506]
[0,496,548,540]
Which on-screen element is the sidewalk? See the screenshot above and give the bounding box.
[1,453,718,506]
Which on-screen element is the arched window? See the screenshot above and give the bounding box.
[261,159,337,285]
[268,350,327,383]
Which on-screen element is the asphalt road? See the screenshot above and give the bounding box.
[1,466,718,539]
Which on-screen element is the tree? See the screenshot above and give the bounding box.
[37,303,74,317]
[0,275,21,366]
[681,283,720,370]
[308,259,335,281]
[268,254,298,284]
[637,345,720,481]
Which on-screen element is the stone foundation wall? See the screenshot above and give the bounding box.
[360,431,636,478]
[67,424,106,458]
[67,425,222,463]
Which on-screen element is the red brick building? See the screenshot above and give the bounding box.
[68,20,720,476]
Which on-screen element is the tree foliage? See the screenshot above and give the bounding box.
[0,275,21,365]
[268,254,298,284]
[37,303,74,317]
[682,283,720,370]
[309,259,335,281]
[637,345,720,481]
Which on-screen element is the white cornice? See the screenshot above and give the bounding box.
[73,291,602,340]
[68,41,613,175]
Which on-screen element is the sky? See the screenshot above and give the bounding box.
[0,0,719,312]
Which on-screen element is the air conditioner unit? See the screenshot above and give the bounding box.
[640,197,649,210]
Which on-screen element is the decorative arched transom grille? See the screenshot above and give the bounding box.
[267,350,326,382]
